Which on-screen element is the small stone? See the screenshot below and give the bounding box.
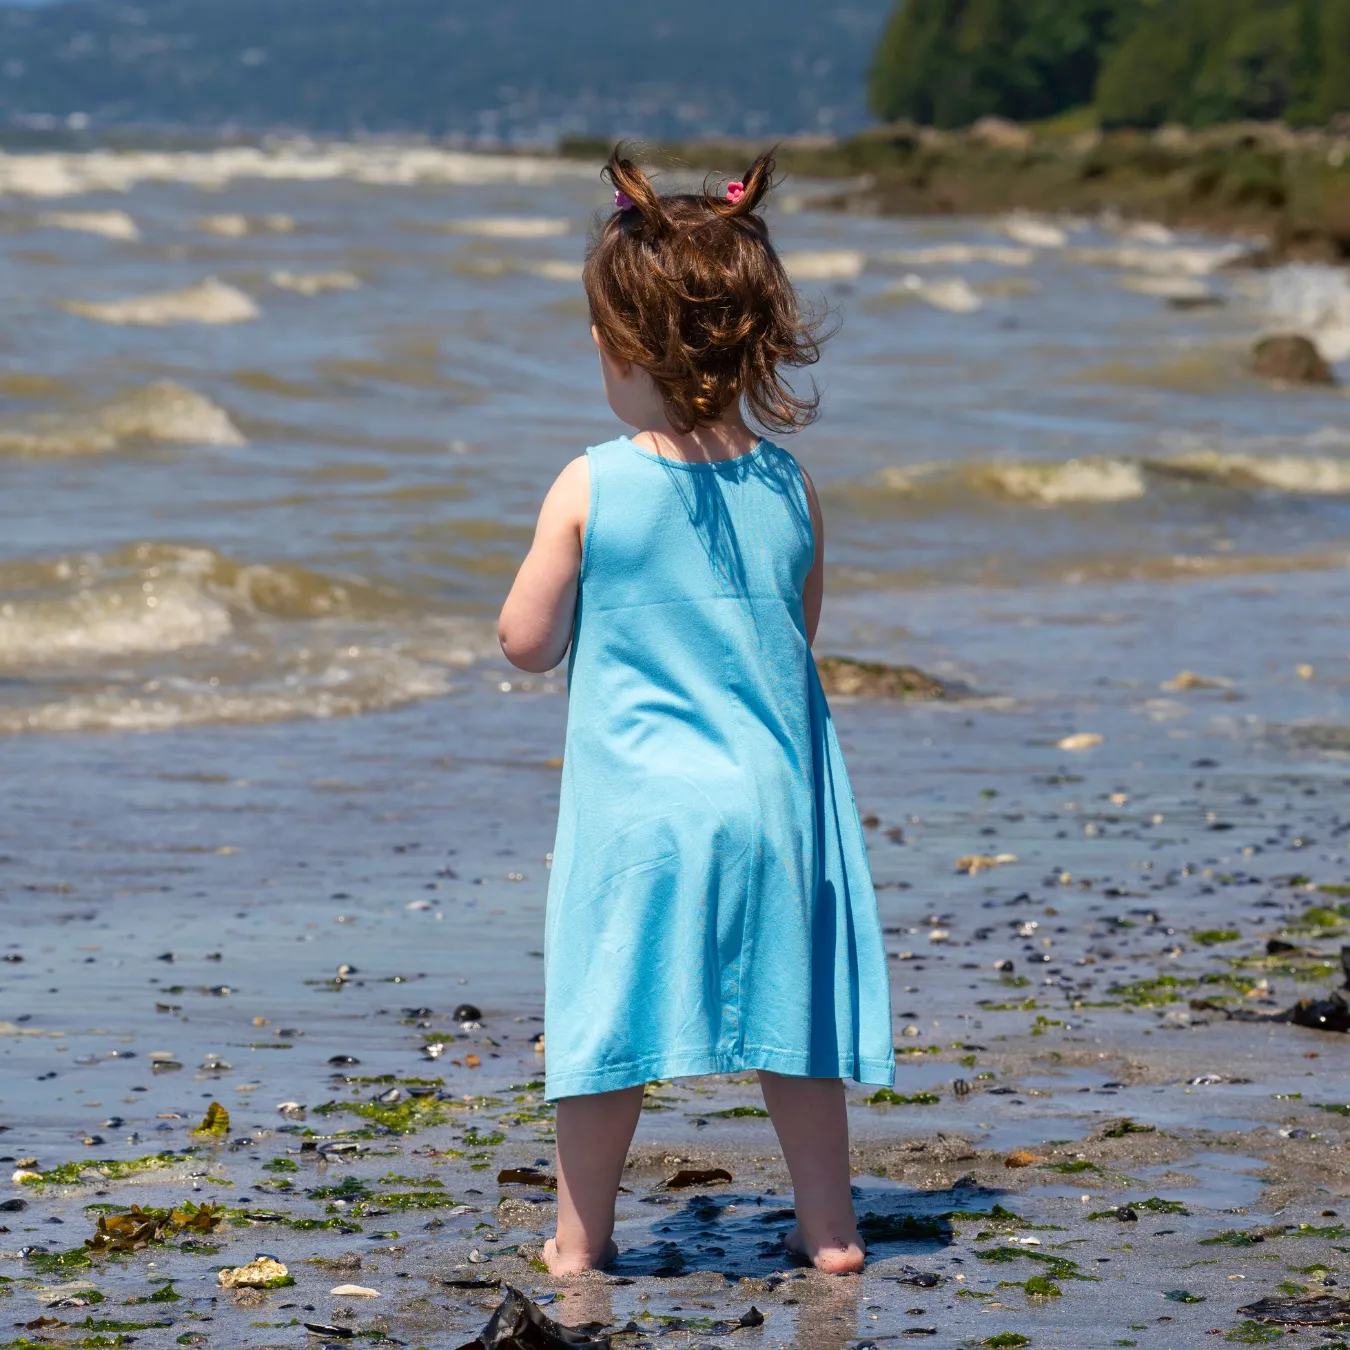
[218,1257,288,1288]
[329,1284,379,1297]
[1253,333,1336,386]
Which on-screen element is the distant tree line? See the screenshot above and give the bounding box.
[869,0,1350,129]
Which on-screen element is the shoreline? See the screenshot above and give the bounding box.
[561,122,1350,265]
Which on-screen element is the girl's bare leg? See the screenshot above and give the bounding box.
[544,1085,644,1276]
[758,1071,865,1274]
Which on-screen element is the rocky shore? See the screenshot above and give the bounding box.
[562,119,1350,265]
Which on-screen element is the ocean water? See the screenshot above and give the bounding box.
[1,142,1348,738]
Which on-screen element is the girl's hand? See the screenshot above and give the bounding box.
[498,456,591,673]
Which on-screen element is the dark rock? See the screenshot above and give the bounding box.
[497,1168,557,1189]
[453,1003,483,1022]
[659,1168,732,1190]
[1239,1294,1350,1326]
[815,657,953,700]
[456,1285,610,1348]
[1283,991,1350,1033]
[1252,334,1336,386]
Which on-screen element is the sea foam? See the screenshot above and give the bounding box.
[61,278,260,326]
[0,382,245,457]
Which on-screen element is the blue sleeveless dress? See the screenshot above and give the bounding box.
[543,436,894,1100]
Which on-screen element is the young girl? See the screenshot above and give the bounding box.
[498,148,894,1278]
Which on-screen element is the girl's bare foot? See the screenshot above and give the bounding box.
[543,1235,619,1276]
[782,1225,865,1275]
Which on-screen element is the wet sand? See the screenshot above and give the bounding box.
[3,574,1350,1346]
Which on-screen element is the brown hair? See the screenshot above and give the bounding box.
[583,145,826,435]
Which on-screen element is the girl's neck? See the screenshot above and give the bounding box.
[630,406,760,465]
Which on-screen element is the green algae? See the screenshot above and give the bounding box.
[946,1205,1029,1230]
[463,1127,506,1147]
[312,1095,460,1134]
[1225,1322,1284,1344]
[366,1191,460,1212]
[1042,1161,1101,1174]
[982,1336,1032,1348]
[1193,929,1241,945]
[262,1158,298,1173]
[21,1153,193,1187]
[25,1247,95,1275]
[1098,1119,1156,1138]
[858,1212,950,1243]
[707,1106,770,1118]
[1024,1276,1062,1297]
[1091,1197,1189,1219]
[974,1248,1096,1281]
[75,1318,174,1332]
[1164,1290,1205,1303]
[868,1089,940,1106]
[1107,975,1195,1005]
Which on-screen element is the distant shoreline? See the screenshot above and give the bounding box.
[561,120,1350,265]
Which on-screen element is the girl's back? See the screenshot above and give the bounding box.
[545,434,893,1100]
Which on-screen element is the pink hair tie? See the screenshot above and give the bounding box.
[614,189,636,212]
[725,181,746,205]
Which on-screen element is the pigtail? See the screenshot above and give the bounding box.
[705,148,777,221]
[603,145,671,239]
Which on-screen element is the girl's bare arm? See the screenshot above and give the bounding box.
[498,456,591,673]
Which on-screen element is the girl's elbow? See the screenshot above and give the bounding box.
[499,625,559,674]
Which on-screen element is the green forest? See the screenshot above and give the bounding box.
[869,0,1350,129]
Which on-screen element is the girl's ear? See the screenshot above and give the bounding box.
[592,327,631,378]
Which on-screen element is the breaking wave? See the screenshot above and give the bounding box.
[0,144,597,199]
[1258,266,1350,363]
[885,274,984,314]
[442,216,571,238]
[269,269,362,295]
[193,212,294,237]
[61,277,259,326]
[781,249,867,282]
[0,382,245,457]
[1002,213,1068,249]
[0,542,498,735]
[1069,243,1246,276]
[0,650,454,735]
[883,243,1034,268]
[36,209,139,241]
[870,447,1350,509]
[0,577,232,663]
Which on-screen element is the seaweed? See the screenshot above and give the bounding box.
[868,1089,940,1106]
[857,1212,951,1243]
[1225,1322,1285,1344]
[190,1103,229,1137]
[20,1153,192,1188]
